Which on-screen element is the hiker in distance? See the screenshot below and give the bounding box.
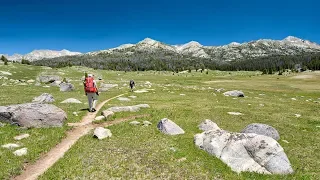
[84,74,99,112]
[129,80,135,92]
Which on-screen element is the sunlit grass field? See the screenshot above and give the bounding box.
[0,63,319,179]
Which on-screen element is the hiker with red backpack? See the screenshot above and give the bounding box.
[84,74,99,112]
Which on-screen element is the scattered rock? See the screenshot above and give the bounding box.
[227,112,243,115]
[134,89,148,93]
[169,147,177,152]
[93,127,112,139]
[215,88,225,92]
[177,157,187,162]
[0,71,12,76]
[60,83,75,92]
[32,93,55,103]
[2,143,20,149]
[0,122,5,127]
[101,110,114,119]
[128,96,137,98]
[99,83,118,92]
[291,98,297,101]
[259,104,265,107]
[117,97,131,101]
[50,80,62,87]
[143,121,152,126]
[223,90,245,97]
[61,98,82,104]
[195,124,294,174]
[94,116,105,121]
[129,121,140,125]
[38,75,61,83]
[180,94,186,96]
[14,134,30,140]
[13,148,28,156]
[295,114,301,118]
[0,103,67,128]
[198,119,220,131]
[73,112,78,116]
[27,79,35,83]
[106,104,150,112]
[157,118,185,135]
[241,123,280,140]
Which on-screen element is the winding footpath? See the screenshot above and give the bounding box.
[14,93,148,180]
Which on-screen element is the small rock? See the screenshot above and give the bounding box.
[32,93,55,103]
[198,119,220,131]
[223,90,245,97]
[143,121,152,126]
[294,114,301,118]
[0,122,5,127]
[259,104,265,107]
[117,97,131,101]
[128,96,137,98]
[129,121,140,125]
[134,89,148,93]
[73,112,78,116]
[157,118,185,135]
[227,112,243,115]
[101,110,114,119]
[61,98,82,103]
[94,116,105,121]
[291,98,297,101]
[27,79,35,83]
[14,134,30,140]
[180,94,186,96]
[2,143,20,149]
[93,127,112,140]
[13,148,28,156]
[169,147,177,152]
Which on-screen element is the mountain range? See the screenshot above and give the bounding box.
[1,36,320,62]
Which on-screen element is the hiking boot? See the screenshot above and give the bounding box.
[91,108,96,112]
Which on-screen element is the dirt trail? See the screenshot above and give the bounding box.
[14,93,145,180]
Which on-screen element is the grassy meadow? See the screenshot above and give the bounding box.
[0,62,319,179]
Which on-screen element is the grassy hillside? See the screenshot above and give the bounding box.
[0,63,319,179]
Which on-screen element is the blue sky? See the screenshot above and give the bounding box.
[0,0,318,55]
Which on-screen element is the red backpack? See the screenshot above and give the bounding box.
[84,77,97,93]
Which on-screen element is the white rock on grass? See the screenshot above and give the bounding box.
[32,93,55,103]
[157,118,185,135]
[2,143,20,149]
[223,90,245,97]
[134,89,148,93]
[143,121,152,126]
[227,112,243,115]
[60,83,75,92]
[73,112,78,116]
[106,104,150,113]
[94,116,105,121]
[0,71,12,75]
[13,148,28,156]
[129,121,140,125]
[198,119,220,131]
[195,123,294,175]
[93,127,112,140]
[117,97,131,101]
[128,96,137,98]
[0,122,5,127]
[180,94,186,96]
[295,114,301,118]
[14,134,30,141]
[27,79,35,83]
[101,110,114,119]
[291,98,297,101]
[61,98,82,104]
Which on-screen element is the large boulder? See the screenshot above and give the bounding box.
[32,93,55,103]
[194,123,293,175]
[60,83,75,92]
[157,118,185,135]
[0,103,67,128]
[38,75,61,83]
[223,90,245,97]
[99,83,118,92]
[241,123,280,141]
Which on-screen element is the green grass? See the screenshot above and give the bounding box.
[1,63,320,179]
